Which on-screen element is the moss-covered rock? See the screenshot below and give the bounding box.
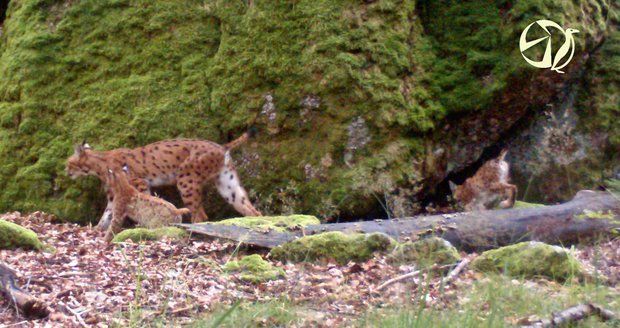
[223,254,285,283]
[269,231,396,264]
[0,0,614,222]
[388,237,460,267]
[111,227,188,243]
[213,215,319,232]
[0,219,43,250]
[471,241,585,282]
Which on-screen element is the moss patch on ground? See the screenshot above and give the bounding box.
[111,227,188,243]
[213,215,320,232]
[0,219,43,250]
[388,237,460,267]
[269,231,396,265]
[223,254,285,283]
[472,241,585,282]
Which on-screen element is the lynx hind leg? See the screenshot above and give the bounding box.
[216,167,262,217]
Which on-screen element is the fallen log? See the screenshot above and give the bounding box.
[0,261,49,319]
[520,303,617,327]
[179,190,620,251]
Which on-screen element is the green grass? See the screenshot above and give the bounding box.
[357,276,619,328]
[186,275,619,328]
[190,299,303,328]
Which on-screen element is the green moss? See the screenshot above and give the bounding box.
[0,0,613,222]
[0,219,43,250]
[213,215,319,232]
[223,254,285,283]
[472,242,585,282]
[111,227,188,243]
[388,237,460,267]
[513,201,546,209]
[269,231,396,265]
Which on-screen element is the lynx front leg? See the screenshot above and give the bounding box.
[499,183,517,209]
[96,190,114,231]
[104,205,126,243]
[177,174,208,223]
[216,168,262,217]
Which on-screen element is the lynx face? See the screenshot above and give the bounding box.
[66,143,101,179]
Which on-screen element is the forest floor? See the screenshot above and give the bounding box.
[0,212,618,327]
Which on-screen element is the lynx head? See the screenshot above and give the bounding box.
[65,141,100,179]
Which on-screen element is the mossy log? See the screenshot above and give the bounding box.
[179,190,620,251]
[0,261,49,318]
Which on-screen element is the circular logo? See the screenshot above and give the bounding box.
[519,20,579,74]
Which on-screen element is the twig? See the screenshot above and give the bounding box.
[60,302,88,328]
[521,303,618,328]
[375,268,421,291]
[56,272,93,278]
[2,320,29,327]
[376,263,458,292]
[440,258,471,286]
[169,305,194,315]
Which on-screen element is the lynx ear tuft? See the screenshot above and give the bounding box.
[74,141,91,156]
[73,144,83,156]
[448,181,458,194]
[81,140,92,149]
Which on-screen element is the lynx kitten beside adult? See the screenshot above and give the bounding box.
[66,132,261,229]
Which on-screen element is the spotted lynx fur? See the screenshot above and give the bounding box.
[66,132,261,229]
[104,167,191,242]
[449,149,517,211]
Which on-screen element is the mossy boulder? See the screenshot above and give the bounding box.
[223,254,285,283]
[388,237,460,267]
[472,241,585,282]
[111,227,188,243]
[0,219,43,250]
[0,0,614,222]
[269,231,396,265]
[213,215,320,232]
